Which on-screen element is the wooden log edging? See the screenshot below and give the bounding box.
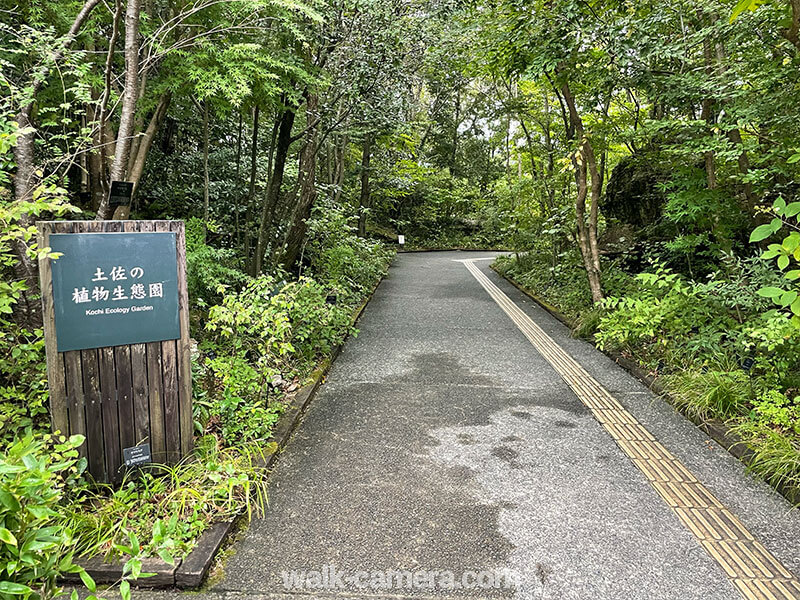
[491,264,799,507]
[64,273,386,590]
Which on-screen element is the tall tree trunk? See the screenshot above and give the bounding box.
[98,0,142,219]
[699,10,718,192]
[281,96,319,270]
[244,105,260,267]
[358,133,373,237]
[235,110,243,246]
[253,106,296,275]
[111,91,170,219]
[85,99,106,211]
[783,0,800,51]
[559,78,603,303]
[202,99,210,224]
[451,88,460,176]
[95,0,120,208]
[332,134,347,203]
[542,92,556,210]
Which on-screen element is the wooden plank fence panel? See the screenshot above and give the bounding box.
[172,220,193,457]
[123,221,151,450]
[161,340,180,464]
[63,351,86,455]
[98,221,122,482]
[115,345,135,451]
[144,220,167,464]
[37,220,192,484]
[37,222,68,435]
[81,348,106,481]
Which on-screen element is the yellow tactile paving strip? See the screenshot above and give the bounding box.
[462,259,800,600]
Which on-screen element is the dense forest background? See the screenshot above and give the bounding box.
[2,0,800,595]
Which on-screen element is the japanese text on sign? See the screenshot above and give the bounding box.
[49,232,181,352]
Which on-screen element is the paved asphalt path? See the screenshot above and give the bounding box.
[134,251,800,600]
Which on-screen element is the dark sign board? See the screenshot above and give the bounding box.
[49,232,180,352]
[123,443,152,467]
[109,181,133,206]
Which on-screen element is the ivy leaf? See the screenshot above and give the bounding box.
[778,255,790,270]
[791,297,800,317]
[785,202,800,217]
[750,224,774,242]
[757,286,784,299]
[779,290,798,306]
[785,270,800,280]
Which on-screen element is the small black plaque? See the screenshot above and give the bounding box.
[741,357,756,372]
[123,443,152,467]
[109,181,134,206]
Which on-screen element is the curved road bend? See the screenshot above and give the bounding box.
[149,251,800,600]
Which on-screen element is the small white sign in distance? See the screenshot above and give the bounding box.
[398,235,405,245]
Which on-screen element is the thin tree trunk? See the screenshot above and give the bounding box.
[253,106,295,275]
[452,88,460,176]
[358,133,373,237]
[126,69,149,176]
[244,105,260,267]
[559,78,603,303]
[699,10,717,192]
[112,91,170,219]
[281,95,319,270]
[98,0,142,220]
[96,0,121,205]
[202,99,210,224]
[332,134,347,203]
[235,110,243,246]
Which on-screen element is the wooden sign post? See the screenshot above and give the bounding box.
[37,220,192,484]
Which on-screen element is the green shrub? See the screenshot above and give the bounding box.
[64,436,269,562]
[0,185,76,444]
[305,200,393,302]
[494,251,596,321]
[205,275,351,373]
[196,355,283,445]
[0,326,49,444]
[573,307,604,340]
[0,433,95,600]
[665,370,751,422]
[748,390,800,436]
[737,310,800,385]
[731,421,800,494]
[596,266,738,368]
[185,218,249,307]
